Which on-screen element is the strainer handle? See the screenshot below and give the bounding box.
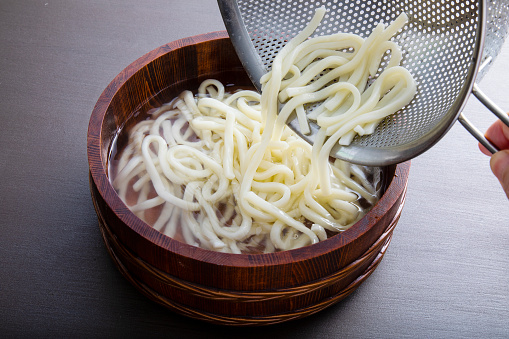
[458,84,509,154]
[472,84,509,126]
[458,113,498,154]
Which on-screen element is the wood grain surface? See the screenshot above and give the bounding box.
[0,0,508,337]
[86,31,410,325]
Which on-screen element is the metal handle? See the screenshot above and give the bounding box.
[459,84,509,154]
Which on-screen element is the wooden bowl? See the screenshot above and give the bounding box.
[87,31,410,326]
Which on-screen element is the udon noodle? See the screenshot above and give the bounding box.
[110,8,416,254]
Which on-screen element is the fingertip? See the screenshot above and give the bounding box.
[502,118,509,141]
[479,117,509,156]
[485,118,509,151]
[478,142,492,156]
[490,149,509,199]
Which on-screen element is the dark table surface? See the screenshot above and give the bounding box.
[1,0,508,337]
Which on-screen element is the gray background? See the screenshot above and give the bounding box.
[0,0,507,337]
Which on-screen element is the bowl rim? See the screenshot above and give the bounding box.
[87,31,410,268]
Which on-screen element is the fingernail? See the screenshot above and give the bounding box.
[490,150,509,181]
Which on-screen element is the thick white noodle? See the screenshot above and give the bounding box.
[110,9,415,253]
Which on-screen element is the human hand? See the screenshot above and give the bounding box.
[479,118,509,199]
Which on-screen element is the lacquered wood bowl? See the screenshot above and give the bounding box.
[87,31,410,326]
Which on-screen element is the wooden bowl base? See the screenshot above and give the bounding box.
[90,173,405,326]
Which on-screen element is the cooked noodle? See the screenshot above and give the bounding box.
[110,8,416,253]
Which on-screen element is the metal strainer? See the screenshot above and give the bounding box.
[218,0,509,166]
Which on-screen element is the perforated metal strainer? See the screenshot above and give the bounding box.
[218,0,509,166]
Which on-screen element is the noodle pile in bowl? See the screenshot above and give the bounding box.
[109,8,416,254]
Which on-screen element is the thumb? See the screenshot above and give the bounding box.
[490,149,509,199]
